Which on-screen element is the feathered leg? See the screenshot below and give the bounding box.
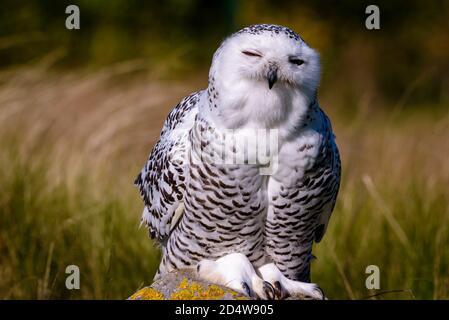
[196,253,275,299]
[258,263,325,299]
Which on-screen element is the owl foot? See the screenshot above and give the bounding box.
[196,253,275,299]
[258,263,325,300]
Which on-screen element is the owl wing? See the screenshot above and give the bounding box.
[134,91,201,242]
[313,110,341,243]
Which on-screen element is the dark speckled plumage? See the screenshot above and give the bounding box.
[135,24,340,285]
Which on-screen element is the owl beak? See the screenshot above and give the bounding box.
[267,66,278,89]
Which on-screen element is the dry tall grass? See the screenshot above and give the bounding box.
[0,61,448,299]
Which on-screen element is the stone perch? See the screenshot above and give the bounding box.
[128,269,312,300]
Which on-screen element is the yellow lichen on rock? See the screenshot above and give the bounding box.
[170,281,229,300]
[177,277,189,290]
[129,287,164,300]
[128,269,251,300]
[170,289,197,300]
[230,289,249,300]
[198,284,226,299]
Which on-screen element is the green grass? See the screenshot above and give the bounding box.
[0,149,160,299]
[314,176,449,299]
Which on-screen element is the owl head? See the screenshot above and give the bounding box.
[211,24,320,98]
[207,24,321,128]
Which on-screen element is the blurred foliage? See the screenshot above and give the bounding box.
[0,0,448,107]
[0,147,160,299]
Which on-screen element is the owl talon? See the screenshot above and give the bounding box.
[196,253,272,299]
[274,280,289,300]
[262,281,276,300]
[241,281,252,297]
[258,263,326,300]
[312,285,325,300]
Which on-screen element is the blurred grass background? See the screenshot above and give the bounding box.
[0,0,448,299]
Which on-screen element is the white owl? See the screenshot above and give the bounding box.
[135,24,341,299]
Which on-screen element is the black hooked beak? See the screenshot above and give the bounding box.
[267,65,278,89]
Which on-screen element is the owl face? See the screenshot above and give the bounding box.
[211,25,321,99]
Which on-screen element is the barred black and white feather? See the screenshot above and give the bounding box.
[134,92,200,242]
[135,24,341,283]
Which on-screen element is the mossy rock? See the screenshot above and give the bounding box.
[128,269,249,300]
[128,269,318,300]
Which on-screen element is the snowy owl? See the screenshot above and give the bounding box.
[135,24,341,299]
